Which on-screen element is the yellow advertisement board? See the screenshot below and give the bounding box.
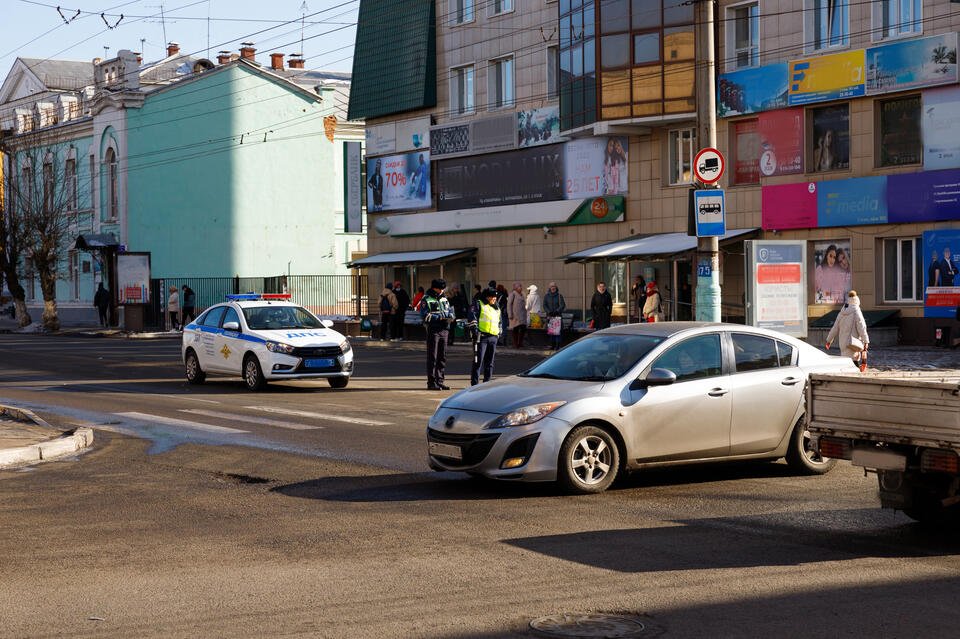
[788,50,866,106]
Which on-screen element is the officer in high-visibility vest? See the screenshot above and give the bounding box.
[468,288,501,386]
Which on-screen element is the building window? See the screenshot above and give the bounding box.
[559,0,597,130]
[488,56,514,109]
[88,155,96,205]
[451,0,473,24]
[728,2,759,69]
[451,65,475,115]
[20,166,33,214]
[883,237,922,303]
[809,104,849,172]
[547,45,559,99]
[668,127,696,185]
[65,158,78,211]
[872,0,921,40]
[42,162,54,213]
[876,95,921,167]
[105,147,118,220]
[808,0,848,51]
[731,118,760,185]
[68,249,79,300]
[489,0,513,16]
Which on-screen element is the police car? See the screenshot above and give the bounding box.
[181,294,354,391]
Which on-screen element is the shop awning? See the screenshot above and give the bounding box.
[561,228,759,263]
[75,233,119,250]
[348,248,477,268]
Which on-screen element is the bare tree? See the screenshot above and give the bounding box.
[1,129,81,331]
[0,149,33,327]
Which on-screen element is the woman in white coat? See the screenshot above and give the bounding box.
[525,284,542,316]
[642,281,663,322]
[825,290,869,363]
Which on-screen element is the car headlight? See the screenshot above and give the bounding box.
[265,341,295,354]
[487,401,566,429]
[340,339,352,354]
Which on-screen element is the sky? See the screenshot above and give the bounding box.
[0,0,359,77]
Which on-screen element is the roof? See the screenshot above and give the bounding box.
[347,248,476,268]
[17,58,92,90]
[281,69,353,121]
[562,229,760,263]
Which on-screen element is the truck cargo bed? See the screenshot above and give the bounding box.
[807,371,960,449]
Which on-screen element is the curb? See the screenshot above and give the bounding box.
[0,405,94,469]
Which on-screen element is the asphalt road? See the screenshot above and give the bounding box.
[2,335,960,638]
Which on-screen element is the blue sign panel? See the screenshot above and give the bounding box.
[717,63,789,117]
[817,176,887,227]
[694,190,726,237]
[923,230,960,319]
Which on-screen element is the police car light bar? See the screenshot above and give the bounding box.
[225,293,292,301]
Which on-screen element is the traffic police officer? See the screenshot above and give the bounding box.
[468,288,501,386]
[420,279,455,390]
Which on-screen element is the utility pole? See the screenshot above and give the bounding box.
[695,0,721,322]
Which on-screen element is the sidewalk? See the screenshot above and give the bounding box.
[0,405,94,469]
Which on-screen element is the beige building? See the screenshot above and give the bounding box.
[349,0,960,342]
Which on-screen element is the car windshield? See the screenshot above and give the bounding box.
[521,333,664,381]
[243,305,323,330]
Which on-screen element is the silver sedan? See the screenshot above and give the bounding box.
[426,322,856,493]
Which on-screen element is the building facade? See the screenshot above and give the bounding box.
[1,45,365,325]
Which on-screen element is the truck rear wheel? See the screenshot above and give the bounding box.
[786,417,836,475]
[902,489,960,525]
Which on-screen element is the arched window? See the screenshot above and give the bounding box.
[105,147,118,220]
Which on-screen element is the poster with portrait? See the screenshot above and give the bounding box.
[923,230,960,318]
[812,240,853,304]
[365,151,431,212]
[563,137,629,199]
[810,105,850,172]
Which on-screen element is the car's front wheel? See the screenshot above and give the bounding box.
[243,354,267,391]
[558,425,620,494]
[327,376,349,389]
[786,416,836,474]
[184,350,205,385]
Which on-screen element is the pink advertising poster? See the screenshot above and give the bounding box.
[762,182,818,230]
[758,108,804,176]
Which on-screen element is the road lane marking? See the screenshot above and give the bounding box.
[159,395,222,404]
[115,412,249,434]
[244,405,391,426]
[178,409,322,430]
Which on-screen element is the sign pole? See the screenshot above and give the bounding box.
[696,0,721,323]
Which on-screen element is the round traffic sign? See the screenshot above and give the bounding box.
[693,147,725,184]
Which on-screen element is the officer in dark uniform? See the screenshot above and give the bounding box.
[420,279,455,390]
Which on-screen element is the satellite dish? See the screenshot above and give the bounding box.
[193,59,215,72]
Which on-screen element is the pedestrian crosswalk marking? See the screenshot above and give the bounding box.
[178,409,322,430]
[116,412,249,434]
[244,405,391,426]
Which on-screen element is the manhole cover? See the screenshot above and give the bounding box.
[530,613,650,638]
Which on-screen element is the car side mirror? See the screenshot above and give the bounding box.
[631,367,677,390]
[320,319,334,329]
[222,321,240,332]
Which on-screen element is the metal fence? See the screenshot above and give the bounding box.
[148,274,368,330]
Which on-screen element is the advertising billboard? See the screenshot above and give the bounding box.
[365,151,431,212]
[761,182,817,230]
[745,240,807,337]
[812,239,853,305]
[923,85,960,171]
[866,32,958,95]
[518,106,561,147]
[817,176,887,227]
[923,230,960,318]
[116,253,151,305]
[717,63,789,116]
[343,141,362,233]
[758,108,804,176]
[788,50,865,106]
[888,168,960,223]
[564,137,629,199]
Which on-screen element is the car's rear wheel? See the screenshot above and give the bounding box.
[786,416,836,474]
[243,354,267,391]
[184,350,205,384]
[558,425,620,494]
[328,376,349,389]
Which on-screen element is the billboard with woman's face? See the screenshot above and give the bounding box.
[812,239,852,304]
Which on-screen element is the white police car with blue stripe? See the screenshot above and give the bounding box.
[181,294,353,391]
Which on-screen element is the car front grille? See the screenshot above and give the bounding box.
[292,346,342,357]
[428,428,500,467]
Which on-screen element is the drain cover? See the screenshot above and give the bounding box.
[530,613,650,638]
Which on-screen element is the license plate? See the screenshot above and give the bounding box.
[304,358,335,368]
[429,442,462,460]
[852,448,907,471]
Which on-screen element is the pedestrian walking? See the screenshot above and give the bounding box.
[642,281,663,322]
[468,288,501,385]
[590,281,613,330]
[543,281,566,350]
[93,282,111,327]
[167,286,181,331]
[420,279,455,390]
[378,283,398,340]
[181,285,197,326]
[391,280,410,341]
[825,289,870,367]
[508,281,528,348]
[631,274,646,322]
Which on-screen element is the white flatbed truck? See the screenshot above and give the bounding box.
[807,370,960,523]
